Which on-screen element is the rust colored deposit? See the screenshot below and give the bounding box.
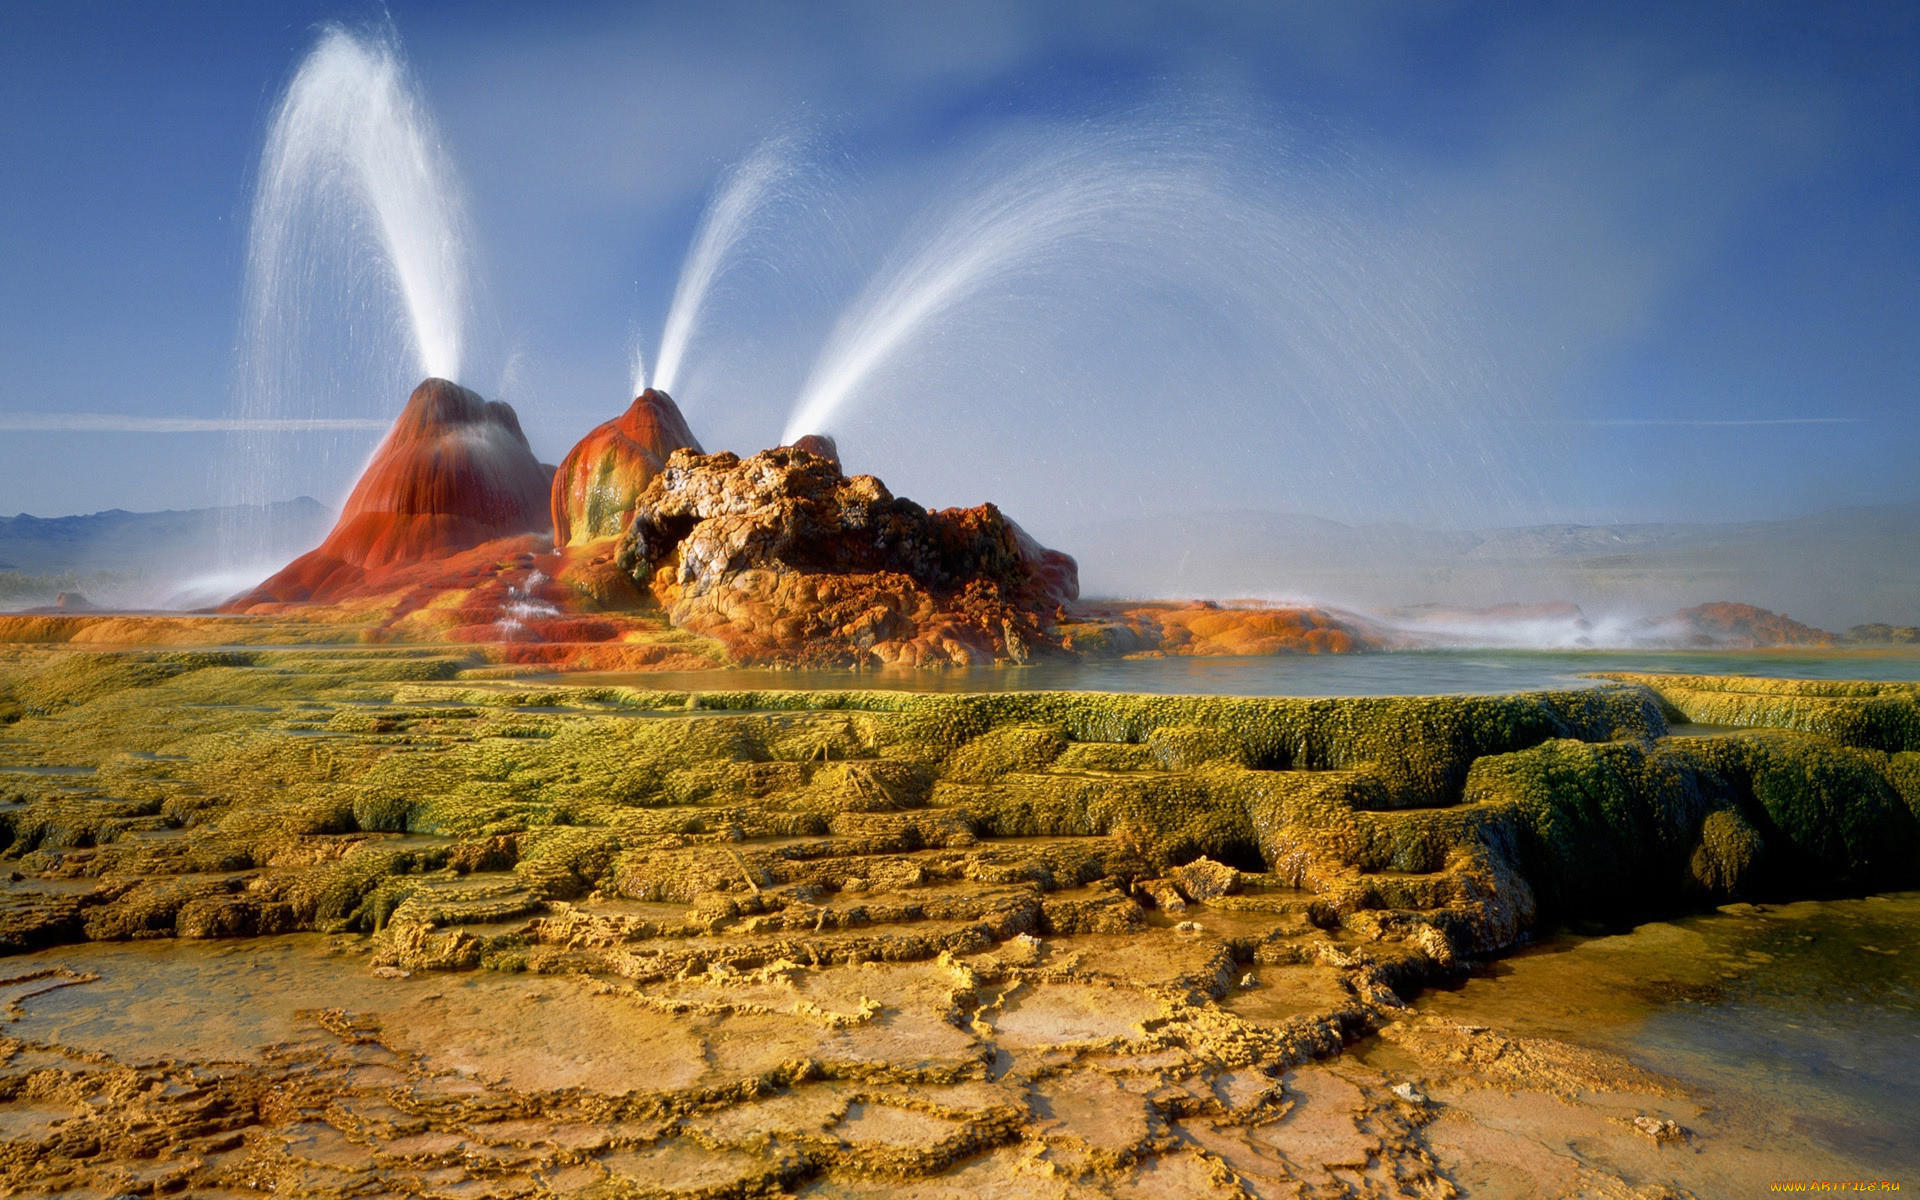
[1670,601,1835,648]
[215,380,1382,667]
[233,379,553,605]
[550,388,703,549]
[618,446,1080,667]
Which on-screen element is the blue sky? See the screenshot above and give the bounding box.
[1,0,1915,534]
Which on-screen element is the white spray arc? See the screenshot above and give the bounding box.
[246,25,471,381]
[643,137,802,399]
[777,114,1543,537]
[783,130,1216,444]
[222,24,476,570]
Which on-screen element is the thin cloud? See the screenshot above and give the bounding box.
[1565,417,1870,428]
[0,414,390,433]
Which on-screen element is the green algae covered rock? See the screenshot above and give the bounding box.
[1147,724,1252,770]
[1891,752,1920,821]
[14,650,253,714]
[1461,737,1712,914]
[1690,808,1766,896]
[1600,673,1920,753]
[1052,741,1156,772]
[1684,731,1920,890]
[0,649,1915,977]
[1460,728,1920,913]
[942,724,1068,782]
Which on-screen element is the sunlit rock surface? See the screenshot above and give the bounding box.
[1060,601,1366,657]
[550,389,703,548]
[235,378,553,605]
[617,445,1081,666]
[201,383,1384,665]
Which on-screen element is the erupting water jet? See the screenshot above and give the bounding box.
[222,24,477,570]
[782,130,1204,443]
[643,136,802,399]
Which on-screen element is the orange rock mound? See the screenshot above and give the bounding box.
[617,445,1078,667]
[1058,601,1370,657]
[550,389,702,548]
[785,433,840,468]
[206,380,1381,669]
[1668,601,1835,648]
[233,379,553,605]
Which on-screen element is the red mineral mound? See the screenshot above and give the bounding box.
[234,378,553,605]
[785,433,840,468]
[551,388,703,548]
[617,445,1078,666]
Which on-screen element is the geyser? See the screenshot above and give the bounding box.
[646,137,801,399]
[222,24,476,569]
[782,129,1197,443]
[246,25,471,381]
[772,114,1543,548]
[238,378,550,604]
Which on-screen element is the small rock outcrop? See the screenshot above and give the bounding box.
[1668,602,1834,648]
[616,446,1078,666]
[237,378,553,604]
[785,433,840,468]
[1845,623,1920,645]
[550,389,703,548]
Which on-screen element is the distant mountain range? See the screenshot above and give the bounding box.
[1063,500,1920,632]
[0,499,333,608]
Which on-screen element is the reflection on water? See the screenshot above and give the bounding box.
[552,647,1920,698]
[1415,893,1920,1176]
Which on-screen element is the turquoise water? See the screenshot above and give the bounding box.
[559,647,1920,697]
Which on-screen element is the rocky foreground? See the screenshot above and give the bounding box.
[0,648,1915,1195]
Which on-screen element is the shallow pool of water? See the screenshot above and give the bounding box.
[1411,893,1920,1177]
[552,647,1920,698]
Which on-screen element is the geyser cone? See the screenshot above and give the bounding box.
[550,388,703,547]
[784,433,840,469]
[239,377,553,603]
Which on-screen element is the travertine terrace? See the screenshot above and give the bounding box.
[0,648,1914,1195]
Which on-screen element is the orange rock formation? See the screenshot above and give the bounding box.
[618,445,1079,666]
[784,432,840,468]
[211,381,1381,668]
[1668,601,1835,648]
[235,379,553,605]
[550,389,702,548]
[1058,601,1368,657]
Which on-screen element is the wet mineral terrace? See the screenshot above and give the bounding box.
[0,645,1916,1197]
